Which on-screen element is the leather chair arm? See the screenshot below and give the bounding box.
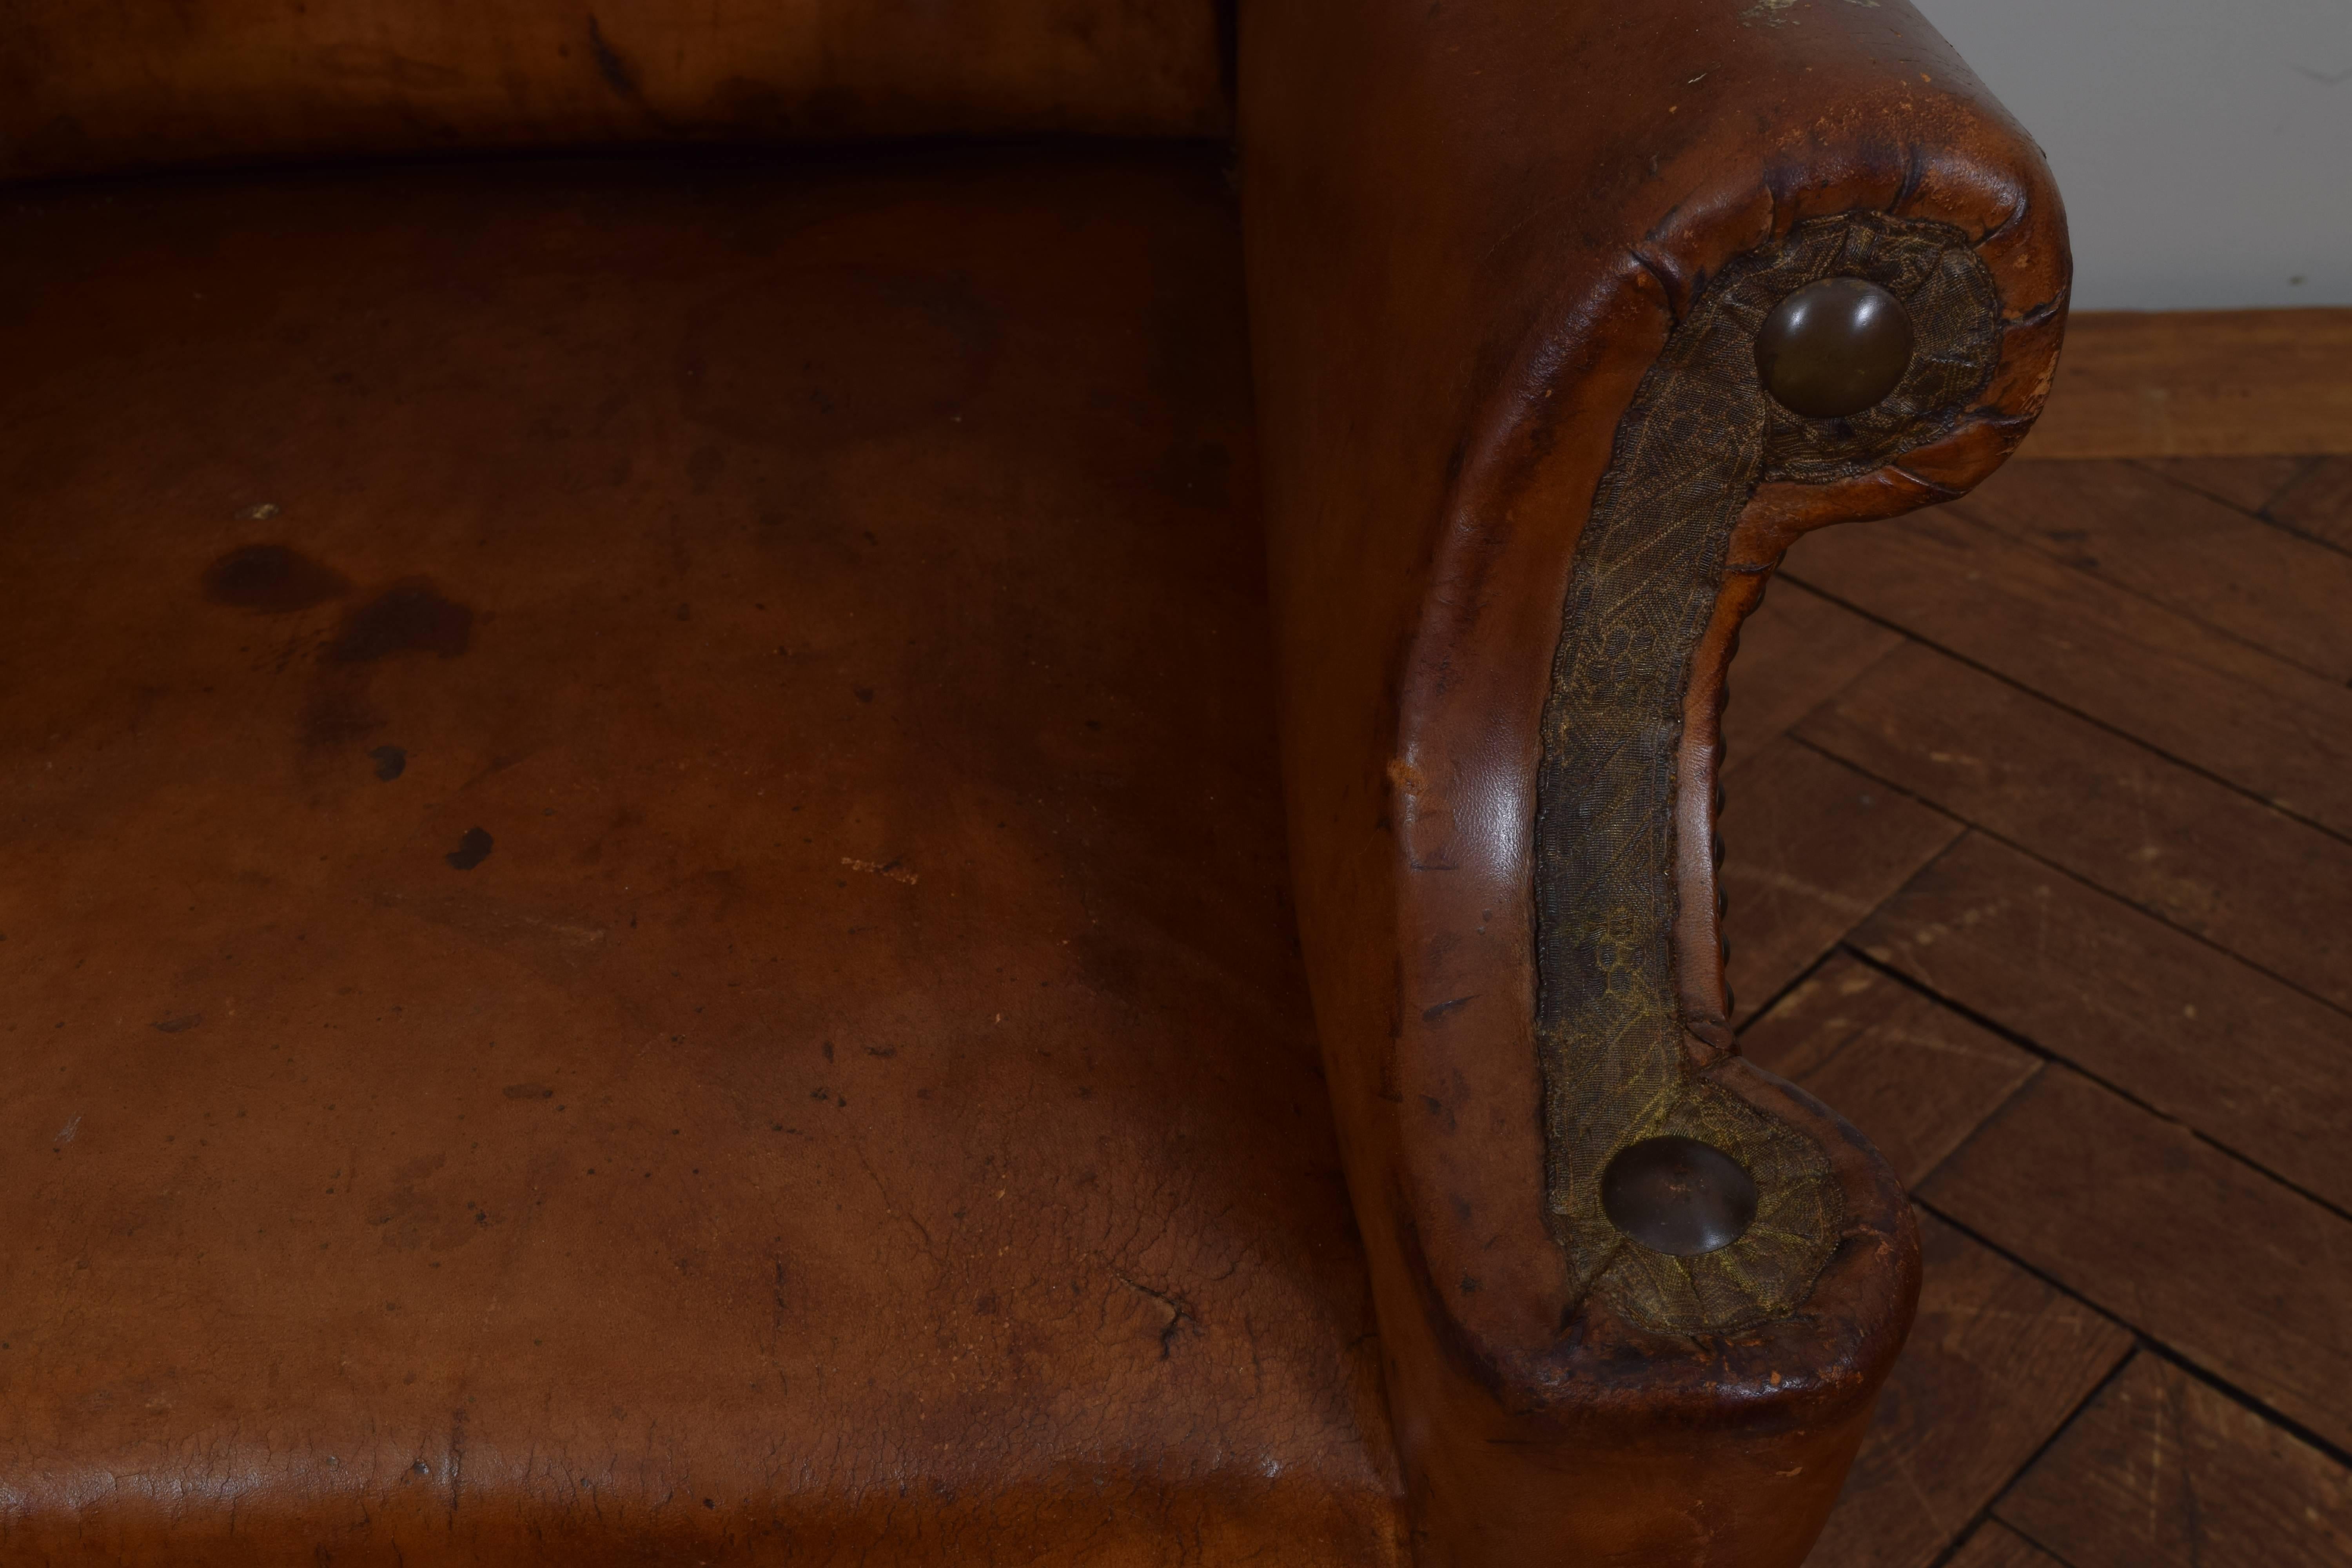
[1238,2,2067,1561]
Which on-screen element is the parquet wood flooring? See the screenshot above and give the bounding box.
[1998,1356,2352,1568]
[2136,455,2310,515]
[1795,641,2352,1013]
[1945,1524,2069,1568]
[1717,450,2352,1567]
[2019,309,2352,458]
[1789,505,2352,838]
[1923,1068,2352,1458]
[1744,953,2038,1190]
[2272,458,2352,554]
[1715,739,1961,1023]
[1951,459,2352,680]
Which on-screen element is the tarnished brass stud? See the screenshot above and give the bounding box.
[1601,1135,1759,1255]
[1755,277,1915,419]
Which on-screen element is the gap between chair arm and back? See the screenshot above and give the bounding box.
[1238,2,2067,1562]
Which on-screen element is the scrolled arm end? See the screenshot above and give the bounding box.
[1243,0,2062,1561]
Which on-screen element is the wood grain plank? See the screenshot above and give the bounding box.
[1742,951,2038,1190]
[2018,309,2352,459]
[1801,1214,2132,1568]
[1951,459,2352,680]
[2269,456,2352,555]
[1920,1068,2352,1455]
[1997,1354,2352,1568]
[1717,738,1962,1022]
[1941,1522,2067,1568]
[1855,833,2352,1215]
[1797,642,2352,1014]
[2132,456,2312,516]
[1722,580,1904,768]
[1784,507,2352,837]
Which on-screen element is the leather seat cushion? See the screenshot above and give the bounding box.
[0,147,1401,1564]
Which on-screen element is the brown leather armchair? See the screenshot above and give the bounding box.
[0,2,2065,1562]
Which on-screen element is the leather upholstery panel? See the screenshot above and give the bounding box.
[0,147,1399,1564]
[0,1,1229,181]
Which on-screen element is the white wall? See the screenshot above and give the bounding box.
[1914,0,2352,310]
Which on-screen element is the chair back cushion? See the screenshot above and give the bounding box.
[2,0,1229,180]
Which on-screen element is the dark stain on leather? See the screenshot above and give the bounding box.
[201,543,348,612]
[326,581,472,663]
[299,584,466,750]
[150,1012,202,1034]
[445,828,494,871]
[584,15,638,97]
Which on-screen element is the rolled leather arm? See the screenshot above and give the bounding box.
[1239,2,2066,1562]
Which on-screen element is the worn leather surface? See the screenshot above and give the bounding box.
[0,1,1230,180]
[0,147,1404,1564]
[1242,0,2065,1560]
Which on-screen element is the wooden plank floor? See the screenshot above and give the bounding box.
[2020,311,2352,459]
[1720,451,2352,1567]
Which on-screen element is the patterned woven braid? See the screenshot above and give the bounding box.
[1535,212,2003,1334]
